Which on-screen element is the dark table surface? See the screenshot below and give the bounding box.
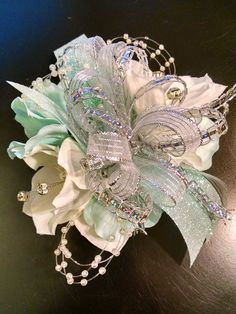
[0,1,236,313]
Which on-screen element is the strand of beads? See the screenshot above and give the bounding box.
[108,33,176,75]
[54,219,133,286]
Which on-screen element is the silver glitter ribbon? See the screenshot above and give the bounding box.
[54,34,232,265]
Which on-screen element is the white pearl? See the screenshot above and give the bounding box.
[61,261,68,268]
[61,227,68,233]
[169,57,175,63]
[69,220,75,226]
[66,272,73,279]
[65,252,72,259]
[159,44,164,50]
[81,270,89,278]
[141,43,147,49]
[112,249,120,256]
[49,64,56,71]
[61,239,68,245]
[160,66,165,72]
[123,33,129,39]
[150,53,156,59]
[55,265,62,272]
[165,61,170,67]
[155,49,161,55]
[31,80,36,87]
[91,261,98,269]
[106,39,112,45]
[51,70,58,77]
[94,255,102,263]
[133,40,139,46]
[54,249,61,256]
[80,279,88,286]
[67,278,74,285]
[126,38,132,44]
[99,267,106,275]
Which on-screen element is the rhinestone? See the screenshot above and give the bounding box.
[54,249,61,256]
[66,272,73,279]
[120,228,126,235]
[81,270,89,278]
[67,278,74,285]
[94,255,102,263]
[159,44,164,50]
[61,261,68,268]
[91,261,98,269]
[167,87,182,100]
[55,265,62,272]
[37,183,48,195]
[98,267,106,275]
[17,191,28,202]
[109,235,115,241]
[80,279,88,286]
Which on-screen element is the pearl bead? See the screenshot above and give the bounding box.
[112,249,120,256]
[31,80,36,87]
[150,53,156,59]
[51,70,58,77]
[59,245,66,251]
[61,261,68,268]
[123,33,129,40]
[61,239,68,245]
[142,43,147,49]
[133,40,139,46]
[91,261,98,269]
[165,61,170,67]
[126,38,132,44]
[54,249,61,256]
[169,57,175,63]
[160,66,165,72]
[80,279,88,286]
[49,64,56,71]
[107,39,112,45]
[69,220,75,226]
[66,272,73,279]
[61,227,68,233]
[65,252,72,259]
[98,267,106,275]
[155,49,161,55]
[17,191,28,202]
[55,265,62,272]
[36,77,43,84]
[128,232,133,238]
[81,270,88,278]
[159,44,164,50]
[67,278,74,285]
[94,255,102,263]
